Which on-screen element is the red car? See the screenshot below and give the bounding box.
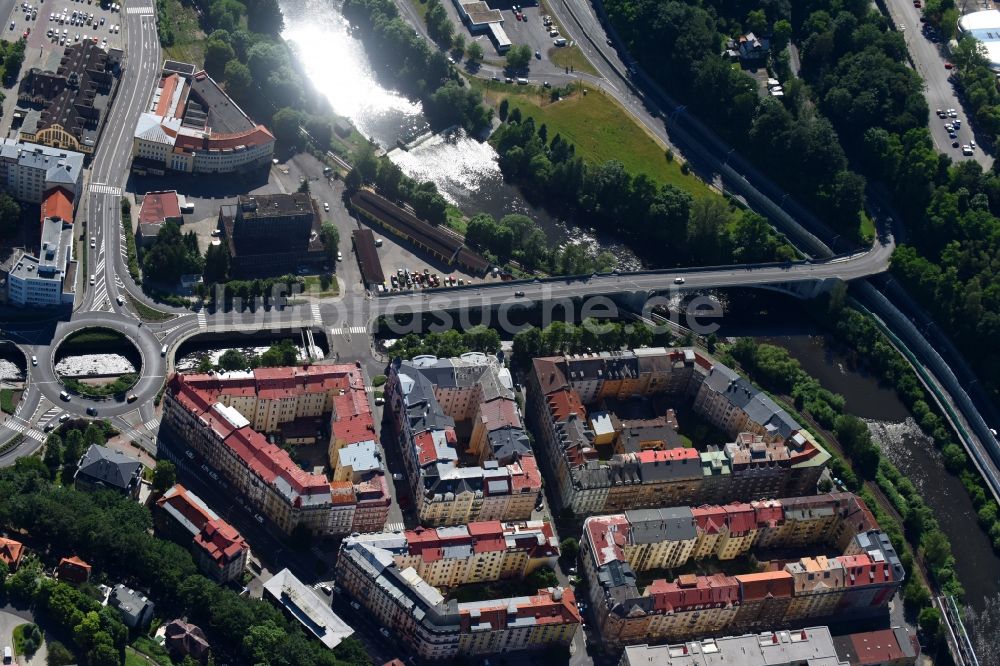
[944,62,954,69]
[913,0,921,7]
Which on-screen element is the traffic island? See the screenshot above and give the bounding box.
[53,327,143,401]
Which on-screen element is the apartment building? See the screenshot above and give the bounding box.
[7,214,76,307]
[581,493,904,647]
[527,348,830,515]
[0,138,83,203]
[351,520,559,588]
[386,353,542,526]
[336,535,579,661]
[155,484,249,583]
[161,367,389,537]
[619,627,850,666]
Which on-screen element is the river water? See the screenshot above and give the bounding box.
[765,334,1000,613]
[280,0,640,269]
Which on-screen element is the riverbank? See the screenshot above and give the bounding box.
[473,79,714,200]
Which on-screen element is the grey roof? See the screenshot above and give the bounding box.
[625,507,697,545]
[76,444,142,491]
[487,426,531,464]
[263,568,354,650]
[622,627,847,666]
[702,366,799,438]
[7,138,85,179]
[110,584,153,621]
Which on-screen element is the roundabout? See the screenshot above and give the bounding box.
[31,311,167,419]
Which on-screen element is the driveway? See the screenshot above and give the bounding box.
[0,608,44,666]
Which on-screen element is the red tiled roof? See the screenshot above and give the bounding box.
[532,357,568,395]
[139,190,182,225]
[156,483,215,531]
[477,399,522,431]
[846,629,910,665]
[174,125,275,152]
[723,503,757,534]
[0,537,24,568]
[635,447,699,463]
[155,73,180,116]
[649,573,740,612]
[41,186,74,227]
[510,454,542,492]
[194,519,247,564]
[546,389,586,423]
[734,571,794,600]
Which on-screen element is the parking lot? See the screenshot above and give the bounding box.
[5,0,124,52]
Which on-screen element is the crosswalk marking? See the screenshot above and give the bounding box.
[197,312,207,329]
[24,430,45,442]
[329,326,368,336]
[90,183,122,196]
[310,303,322,323]
[384,522,404,532]
[144,418,160,431]
[126,5,154,13]
[4,420,28,434]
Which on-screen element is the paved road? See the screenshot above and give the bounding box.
[883,0,993,167]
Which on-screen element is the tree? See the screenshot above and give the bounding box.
[921,530,952,571]
[46,641,75,666]
[223,59,252,99]
[271,107,303,146]
[219,349,249,371]
[83,423,105,448]
[204,39,235,78]
[64,429,85,467]
[559,537,579,562]
[43,433,63,473]
[152,460,177,493]
[505,44,532,72]
[244,0,283,33]
[320,224,340,264]
[918,606,941,636]
[466,41,484,65]
[0,193,20,239]
[203,242,230,284]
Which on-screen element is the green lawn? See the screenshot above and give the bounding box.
[126,294,175,323]
[302,274,342,298]
[546,45,598,76]
[859,210,875,244]
[480,82,714,200]
[130,637,174,666]
[0,389,15,415]
[160,0,206,65]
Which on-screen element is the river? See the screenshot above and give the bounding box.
[279,0,640,269]
[765,333,1000,614]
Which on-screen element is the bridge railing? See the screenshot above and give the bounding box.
[375,249,873,298]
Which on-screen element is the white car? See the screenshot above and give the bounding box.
[90,236,95,247]
[323,202,330,211]
[89,274,95,285]
[337,251,343,261]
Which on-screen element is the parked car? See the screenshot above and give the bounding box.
[392,473,404,481]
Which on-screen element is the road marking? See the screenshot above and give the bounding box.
[126,5,154,13]
[329,326,368,336]
[384,522,404,532]
[4,419,28,434]
[310,303,322,323]
[197,312,207,329]
[90,183,122,196]
[23,429,45,442]
[144,418,160,431]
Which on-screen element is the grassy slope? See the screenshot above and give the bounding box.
[478,82,714,200]
[161,0,206,65]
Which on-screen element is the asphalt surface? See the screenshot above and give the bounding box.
[883,0,993,167]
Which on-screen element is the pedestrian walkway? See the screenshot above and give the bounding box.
[329,326,367,335]
[383,522,404,532]
[89,183,122,196]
